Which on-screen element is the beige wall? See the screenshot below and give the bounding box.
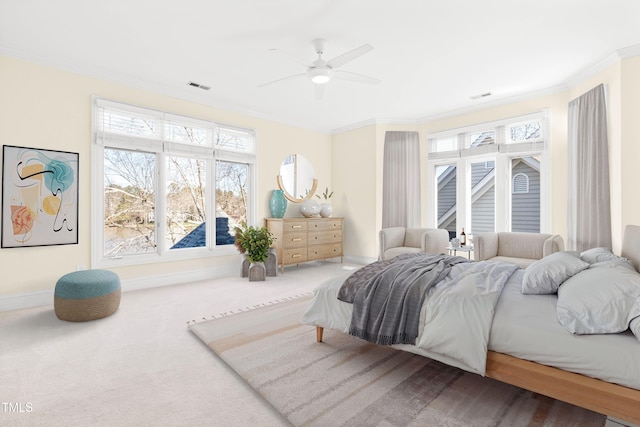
[331,125,377,260]
[3,52,640,306]
[0,55,331,301]
[620,57,640,238]
[331,55,640,258]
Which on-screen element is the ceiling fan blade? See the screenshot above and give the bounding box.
[258,73,306,88]
[315,83,325,100]
[333,70,381,85]
[327,44,374,69]
[268,48,309,68]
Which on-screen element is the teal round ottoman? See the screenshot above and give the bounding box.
[54,270,121,322]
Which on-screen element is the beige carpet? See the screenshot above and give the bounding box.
[190,296,608,427]
[1,261,357,426]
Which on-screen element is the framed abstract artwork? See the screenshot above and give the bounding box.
[2,145,79,248]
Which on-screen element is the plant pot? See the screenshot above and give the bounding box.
[241,255,250,277]
[248,262,266,282]
[265,248,278,277]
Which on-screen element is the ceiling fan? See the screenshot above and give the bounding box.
[259,38,381,99]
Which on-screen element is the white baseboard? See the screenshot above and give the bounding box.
[0,263,237,313]
[0,291,54,313]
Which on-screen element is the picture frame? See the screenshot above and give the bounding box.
[2,145,79,248]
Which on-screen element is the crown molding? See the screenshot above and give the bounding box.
[0,48,334,136]
[617,43,640,59]
[417,84,566,125]
[564,43,640,90]
[4,42,640,136]
[330,117,420,135]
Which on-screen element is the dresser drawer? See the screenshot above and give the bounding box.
[308,219,342,232]
[309,243,342,260]
[309,230,342,245]
[282,232,308,248]
[283,248,308,264]
[283,221,308,232]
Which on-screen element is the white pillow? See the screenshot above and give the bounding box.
[557,264,640,334]
[522,251,589,295]
[580,247,632,268]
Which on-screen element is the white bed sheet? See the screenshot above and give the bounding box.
[490,269,640,390]
[301,268,640,390]
[300,270,493,373]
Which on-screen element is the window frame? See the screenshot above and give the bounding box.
[91,97,256,268]
[426,111,549,235]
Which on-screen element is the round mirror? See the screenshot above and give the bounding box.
[277,154,317,202]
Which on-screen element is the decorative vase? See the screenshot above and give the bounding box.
[319,203,332,218]
[269,189,287,218]
[265,248,278,277]
[241,255,250,278]
[299,199,320,218]
[248,262,266,282]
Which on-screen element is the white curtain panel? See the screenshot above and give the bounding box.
[567,84,612,251]
[382,131,421,228]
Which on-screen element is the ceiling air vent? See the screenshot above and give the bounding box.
[187,81,211,91]
[470,92,491,100]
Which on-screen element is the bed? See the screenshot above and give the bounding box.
[301,225,640,425]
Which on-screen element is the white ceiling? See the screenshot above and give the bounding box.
[1,0,640,133]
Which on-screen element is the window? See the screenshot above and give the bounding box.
[512,173,530,194]
[435,163,457,237]
[93,98,256,267]
[427,112,548,236]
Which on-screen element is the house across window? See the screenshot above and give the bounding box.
[427,112,547,235]
[513,173,530,193]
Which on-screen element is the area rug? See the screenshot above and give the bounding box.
[189,296,607,427]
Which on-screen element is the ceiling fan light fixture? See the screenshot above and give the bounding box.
[307,67,331,84]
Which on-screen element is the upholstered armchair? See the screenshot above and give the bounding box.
[475,232,564,268]
[379,227,450,260]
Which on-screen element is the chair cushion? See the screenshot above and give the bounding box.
[497,232,550,260]
[385,247,423,259]
[404,228,425,249]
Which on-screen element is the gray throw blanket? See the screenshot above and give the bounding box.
[341,253,470,346]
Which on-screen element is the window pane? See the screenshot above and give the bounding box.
[511,156,540,232]
[508,121,542,143]
[217,128,253,152]
[435,164,457,239]
[215,160,248,245]
[166,156,207,249]
[104,149,156,256]
[471,160,495,233]
[100,109,157,138]
[469,131,495,148]
[165,122,210,145]
[432,136,457,153]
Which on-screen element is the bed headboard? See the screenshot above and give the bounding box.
[621,225,640,272]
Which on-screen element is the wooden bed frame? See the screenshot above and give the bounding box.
[313,225,640,424]
[316,324,640,425]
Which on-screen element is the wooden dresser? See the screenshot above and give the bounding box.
[265,217,343,272]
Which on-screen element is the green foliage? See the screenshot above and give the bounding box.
[233,223,274,263]
[316,186,333,200]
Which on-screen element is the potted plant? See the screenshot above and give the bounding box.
[234,223,275,281]
[316,186,333,218]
